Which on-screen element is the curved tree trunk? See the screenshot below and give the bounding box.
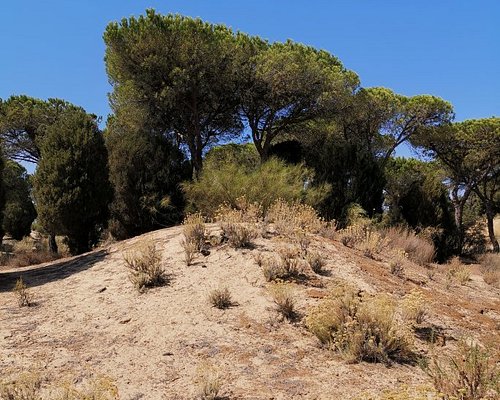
[48,233,58,254]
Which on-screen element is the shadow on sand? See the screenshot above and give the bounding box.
[0,249,108,292]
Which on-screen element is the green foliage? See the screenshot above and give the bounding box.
[106,118,188,240]
[0,151,5,242]
[104,10,242,176]
[236,35,359,161]
[0,95,87,163]
[2,160,36,240]
[183,150,329,217]
[33,109,112,254]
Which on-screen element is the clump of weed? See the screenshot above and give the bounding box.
[220,222,257,248]
[0,372,41,400]
[14,277,34,307]
[306,286,413,364]
[181,213,207,265]
[267,199,325,236]
[208,287,233,309]
[306,251,326,274]
[446,257,471,286]
[124,244,167,292]
[337,224,366,248]
[421,340,499,400]
[401,290,427,325]
[294,229,311,255]
[479,253,499,287]
[382,227,435,266]
[390,250,407,278]
[269,283,297,321]
[359,229,388,259]
[195,363,222,400]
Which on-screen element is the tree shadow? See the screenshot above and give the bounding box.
[0,249,108,292]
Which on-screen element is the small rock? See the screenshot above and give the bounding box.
[201,249,210,256]
[120,318,131,324]
[162,352,174,356]
[97,287,107,293]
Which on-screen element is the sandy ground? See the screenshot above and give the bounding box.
[1,225,499,399]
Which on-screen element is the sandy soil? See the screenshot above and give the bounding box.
[1,225,499,399]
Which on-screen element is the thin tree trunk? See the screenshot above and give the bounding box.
[48,233,58,254]
[485,205,499,253]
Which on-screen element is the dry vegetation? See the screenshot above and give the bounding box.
[1,204,498,399]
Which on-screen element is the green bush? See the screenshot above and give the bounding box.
[183,151,329,217]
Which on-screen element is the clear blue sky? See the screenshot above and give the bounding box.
[1,0,499,124]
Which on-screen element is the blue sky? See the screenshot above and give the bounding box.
[1,0,499,125]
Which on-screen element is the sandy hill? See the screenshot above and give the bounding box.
[1,224,499,399]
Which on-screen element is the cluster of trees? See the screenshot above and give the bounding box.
[0,10,498,257]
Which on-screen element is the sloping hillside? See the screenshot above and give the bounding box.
[1,224,499,399]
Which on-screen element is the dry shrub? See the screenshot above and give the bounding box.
[56,376,119,400]
[277,247,302,278]
[0,373,118,400]
[401,290,427,325]
[337,224,365,248]
[382,227,435,266]
[220,222,257,248]
[195,363,222,400]
[306,251,326,274]
[354,385,441,400]
[14,277,34,307]
[0,372,41,400]
[261,249,302,282]
[479,253,499,287]
[267,199,325,236]
[390,250,407,278]
[446,257,471,286]
[124,244,167,292]
[181,239,197,266]
[359,230,388,259]
[422,341,499,400]
[214,196,262,224]
[306,287,413,364]
[269,283,297,321]
[208,287,233,309]
[294,229,311,254]
[183,213,206,252]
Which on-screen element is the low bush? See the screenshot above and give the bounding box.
[220,222,257,248]
[337,225,366,248]
[269,283,297,321]
[306,287,413,364]
[422,341,499,400]
[445,257,471,286]
[183,154,329,217]
[306,251,326,274]
[208,287,233,309]
[382,227,435,266]
[124,244,167,292]
[267,199,326,236]
[401,290,427,325]
[14,277,34,307]
[390,250,407,278]
[182,213,206,252]
[479,253,499,287]
[195,363,222,400]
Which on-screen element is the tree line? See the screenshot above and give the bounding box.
[0,9,498,257]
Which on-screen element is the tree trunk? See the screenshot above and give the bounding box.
[48,233,58,254]
[485,205,499,253]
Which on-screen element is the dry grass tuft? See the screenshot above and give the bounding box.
[124,244,167,292]
[422,340,499,400]
[390,250,407,278]
[269,283,297,321]
[13,277,34,307]
[195,363,222,400]
[0,372,41,400]
[267,199,325,236]
[401,290,427,325]
[183,213,206,251]
[220,222,257,248]
[306,251,326,274]
[337,224,366,248]
[306,287,414,364]
[382,227,435,266]
[445,257,471,286]
[479,253,499,287]
[208,287,233,309]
